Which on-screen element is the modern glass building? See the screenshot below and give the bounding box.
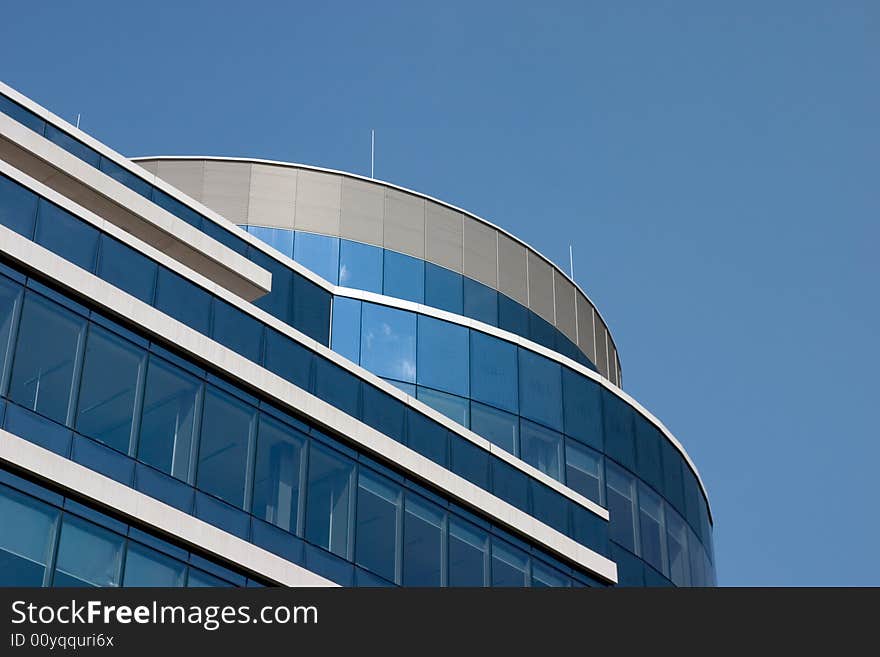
[0,80,714,588]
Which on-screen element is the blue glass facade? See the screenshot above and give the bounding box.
[0,86,715,587]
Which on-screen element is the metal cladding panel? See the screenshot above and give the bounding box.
[202,160,251,224]
[594,320,609,378]
[340,176,384,247]
[384,188,425,258]
[553,271,578,344]
[497,232,528,305]
[425,202,463,272]
[294,170,341,235]
[527,251,555,324]
[610,349,619,387]
[136,160,158,176]
[576,292,596,364]
[247,163,297,229]
[156,159,205,202]
[462,215,498,287]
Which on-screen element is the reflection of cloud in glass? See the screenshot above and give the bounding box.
[339,264,350,284]
[400,359,416,381]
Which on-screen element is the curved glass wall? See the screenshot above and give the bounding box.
[331,297,715,586]
[0,467,264,587]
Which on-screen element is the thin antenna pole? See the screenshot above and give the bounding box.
[569,244,575,281]
[370,129,375,178]
[75,113,81,129]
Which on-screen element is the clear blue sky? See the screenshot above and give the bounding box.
[2,1,877,585]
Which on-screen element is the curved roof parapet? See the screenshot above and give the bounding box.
[133,156,623,387]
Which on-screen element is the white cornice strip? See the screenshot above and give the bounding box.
[0,429,337,587]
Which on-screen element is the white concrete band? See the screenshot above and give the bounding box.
[0,429,337,587]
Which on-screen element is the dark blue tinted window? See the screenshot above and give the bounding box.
[416,387,469,427]
[155,269,212,335]
[360,303,416,383]
[448,517,487,586]
[137,355,201,481]
[562,368,603,450]
[661,440,685,514]
[528,312,557,351]
[330,297,361,364]
[211,298,263,363]
[99,157,152,198]
[52,516,124,587]
[76,326,144,453]
[416,316,468,397]
[405,409,448,467]
[530,481,568,535]
[469,332,518,413]
[383,250,424,303]
[34,201,99,272]
[565,438,603,505]
[152,191,203,230]
[9,293,85,424]
[517,348,562,431]
[203,220,248,257]
[196,387,255,508]
[602,388,636,471]
[462,278,498,326]
[498,294,528,336]
[0,276,22,383]
[0,174,38,238]
[491,460,529,511]
[355,470,400,582]
[304,442,354,558]
[0,484,58,586]
[294,232,339,284]
[338,240,382,293]
[0,95,46,133]
[424,263,462,314]
[635,417,663,493]
[605,461,637,553]
[122,542,186,586]
[491,541,528,587]
[97,235,157,304]
[470,401,518,454]
[252,414,305,533]
[313,359,361,418]
[44,124,100,167]
[247,226,294,259]
[362,386,406,442]
[450,437,489,490]
[264,329,314,392]
[291,274,330,345]
[519,420,563,480]
[571,504,608,556]
[403,495,444,586]
[248,249,294,324]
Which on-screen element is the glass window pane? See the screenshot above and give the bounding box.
[291,274,331,345]
[470,401,518,454]
[491,540,528,587]
[252,414,306,533]
[53,515,124,587]
[405,409,448,467]
[362,386,405,442]
[417,316,468,396]
[137,356,201,481]
[360,303,416,383]
[462,278,498,326]
[639,483,667,577]
[635,417,664,493]
[424,262,462,314]
[330,297,361,364]
[562,368,603,450]
[153,191,203,230]
[383,250,424,303]
[44,124,100,167]
[294,232,339,284]
[666,507,690,586]
[532,561,569,587]
[416,387,469,427]
[0,173,38,238]
[603,388,636,471]
[249,249,294,325]
[248,226,294,259]
[450,437,490,490]
[34,201,99,272]
[688,526,705,587]
[448,517,487,586]
[338,239,383,293]
[313,359,361,418]
[661,440,686,515]
[211,299,263,363]
[605,461,638,553]
[519,420,563,480]
[355,470,401,582]
[123,542,186,587]
[264,329,314,392]
[97,235,157,304]
[518,348,562,431]
[530,480,568,534]
[0,276,22,386]
[565,438,603,505]
[403,495,444,586]
[187,568,234,587]
[155,268,212,335]
[76,327,144,453]
[0,94,46,133]
[99,157,152,198]
[528,312,557,351]
[469,331,518,413]
[9,293,85,424]
[491,460,529,511]
[0,485,58,586]
[498,294,528,337]
[196,387,256,508]
[305,442,354,559]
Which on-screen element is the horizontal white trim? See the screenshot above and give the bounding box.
[0,113,271,301]
[0,218,618,583]
[0,159,609,521]
[0,429,336,587]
